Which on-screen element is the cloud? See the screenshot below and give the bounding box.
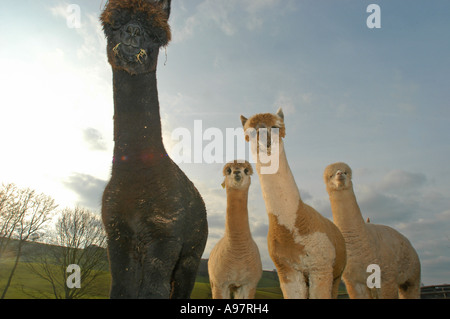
[172,0,295,42]
[347,169,431,225]
[62,173,107,212]
[308,165,450,285]
[377,170,427,192]
[395,210,450,284]
[252,222,269,238]
[83,127,108,151]
[357,189,418,224]
[49,2,72,20]
[341,168,450,284]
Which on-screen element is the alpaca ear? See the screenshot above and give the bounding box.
[157,0,171,18]
[240,115,248,127]
[276,108,284,120]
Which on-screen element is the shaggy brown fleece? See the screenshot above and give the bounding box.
[100,0,172,45]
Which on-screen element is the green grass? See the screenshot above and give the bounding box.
[0,241,347,299]
[0,258,285,299]
[1,258,351,299]
[0,259,110,299]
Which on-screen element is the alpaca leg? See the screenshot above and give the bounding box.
[331,277,342,299]
[171,254,202,299]
[211,283,231,299]
[234,285,256,299]
[107,237,138,299]
[345,281,372,299]
[138,240,183,299]
[234,286,246,299]
[398,281,421,299]
[210,282,222,299]
[309,270,333,299]
[278,270,308,299]
[379,280,399,299]
[248,287,257,299]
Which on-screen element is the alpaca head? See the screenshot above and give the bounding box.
[100,0,171,75]
[222,160,253,190]
[324,162,353,192]
[240,108,286,154]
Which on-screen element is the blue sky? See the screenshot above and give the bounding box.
[1,0,449,286]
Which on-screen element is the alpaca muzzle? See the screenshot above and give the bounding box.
[113,43,148,64]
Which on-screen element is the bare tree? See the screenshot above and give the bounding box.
[25,206,107,299]
[0,183,20,259]
[0,184,57,298]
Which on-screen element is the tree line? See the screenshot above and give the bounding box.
[0,183,107,299]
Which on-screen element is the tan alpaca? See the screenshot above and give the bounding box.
[241,109,346,299]
[324,162,421,299]
[208,161,263,299]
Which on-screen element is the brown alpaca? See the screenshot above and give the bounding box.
[324,162,421,299]
[100,0,207,299]
[208,161,263,299]
[241,109,346,299]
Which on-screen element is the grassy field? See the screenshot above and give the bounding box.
[0,259,283,299]
[1,259,353,299]
[0,259,111,299]
[0,241,349,299]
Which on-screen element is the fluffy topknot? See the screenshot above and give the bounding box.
[324,162,353,193]
[324,162,352,182]
[241,108,286,141]
[100,0,172,46]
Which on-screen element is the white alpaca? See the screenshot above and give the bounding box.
[324,162,421,299]
[241,109,346,299]
[208,161,263,299]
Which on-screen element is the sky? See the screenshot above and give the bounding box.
[1,0,449,286]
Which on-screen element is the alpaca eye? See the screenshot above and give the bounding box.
[226,168,232,175]
[244,169,249,175]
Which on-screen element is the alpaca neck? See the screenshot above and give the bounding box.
[255,144,301,222]
[328,188,368,245]
[112,70,166,171]
[225,188,251,244]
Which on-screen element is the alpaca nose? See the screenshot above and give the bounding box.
[336,170,343,176]
[126,23,142,37]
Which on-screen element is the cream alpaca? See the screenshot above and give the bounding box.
[241,109,346,299]
[208,161,263,299]
[324,162,421,299]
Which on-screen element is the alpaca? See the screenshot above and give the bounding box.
[208,161,263,299]
[240,109,346,299]
[324,162,421,299]
[100,0,208,299]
